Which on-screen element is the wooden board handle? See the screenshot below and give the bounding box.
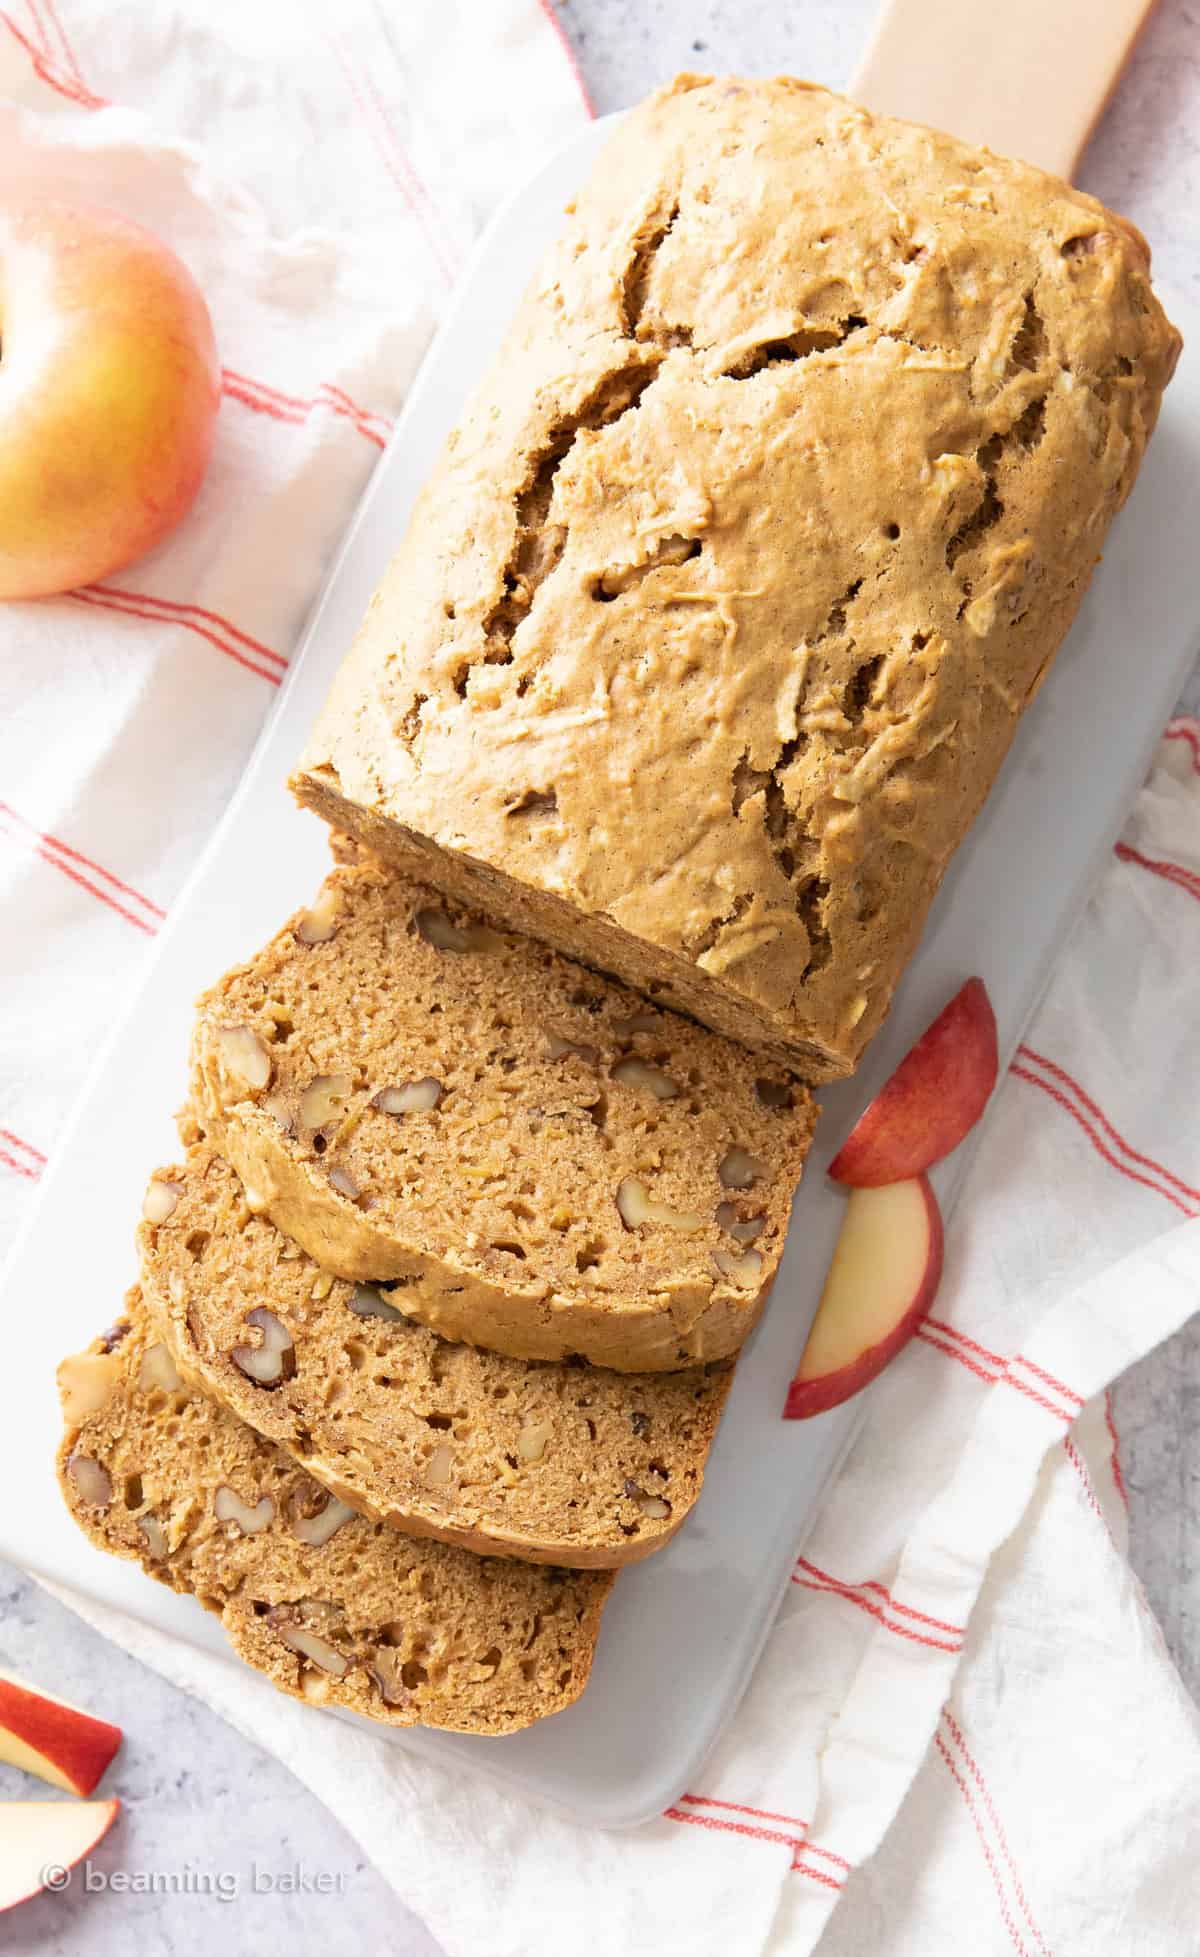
[851,0,1158,181]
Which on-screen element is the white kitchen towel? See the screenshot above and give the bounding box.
[4,6,1200,1953]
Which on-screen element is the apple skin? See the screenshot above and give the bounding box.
[784,1175,943,1419]
[828,978,998,1188]
[0,1668,121,1795]
[0,1799,120,1912]
[0,199,220,599]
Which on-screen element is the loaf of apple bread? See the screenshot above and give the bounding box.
[291,74,1180,1079]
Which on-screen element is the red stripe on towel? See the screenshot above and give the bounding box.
[31,0,87,90]
[0,1144,42,1181]
[0,10,104,105]
[85,585,288,670]
[1020,1048,1200,1205]
[792,1559,962,1653]
[679,1793,809,1832]
[1114,840,1200,907]
[328,37,460,288]
[1011,1061,1199,1217]
[665,1794,849,1888]
[533,0,596,117]
[935,1732,1033,1957]
[70,588,283,687]
[1104,1390,1129,1508]
[0,803,165,919]
[942,1712,1053,1956]
[1164,719,1200,773]
[0,810,159,935]
[663,1804,800,1851]
[222,369,390,449]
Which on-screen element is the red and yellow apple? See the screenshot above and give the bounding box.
[829,978,998,1187]
[0,1668,121,1795]
[784,1176,943,1418]
[0,200,219,600]
[0,1799,119,1911]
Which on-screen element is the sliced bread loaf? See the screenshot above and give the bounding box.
[188,852,815,1372]
[138,1147,732,1568]
[58,1295,613,1735]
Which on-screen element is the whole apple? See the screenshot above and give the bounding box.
[0,200,220,600]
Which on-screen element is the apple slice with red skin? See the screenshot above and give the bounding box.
[829,978,998,1188]
[0,1669,121,1796]
[0,1799,119,1912]
[784,1176,943,1418]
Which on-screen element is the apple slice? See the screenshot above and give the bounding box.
[829,977,998,1187]
[0,1670,121,1796]
[784,1176,943,1418]
[0,1799,119,1912]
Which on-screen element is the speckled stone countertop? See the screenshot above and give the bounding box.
[4,5,1198,1953]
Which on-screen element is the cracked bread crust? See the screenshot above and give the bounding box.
[188,853,814,1373]
[138,1147,732,1568]
[57,1298,613,1735]
[292,73,1180,1079]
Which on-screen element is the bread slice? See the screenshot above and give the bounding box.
[138,1146,732,1568]
[57,1295,613,1735]
[188,851,815,1372]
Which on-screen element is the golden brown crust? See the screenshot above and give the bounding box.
[188,853,814,1372]
[138,1147,732,1568]
[57,1298,613,1735]
[293,74,1180,1077]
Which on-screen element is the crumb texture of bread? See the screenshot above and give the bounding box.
[57,1298,613,1735]
[291,74,1181,1078]
[138,1147,732,1567]
[188,853,814,1372]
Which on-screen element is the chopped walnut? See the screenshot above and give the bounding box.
[137,1343,183,1395]
[415,908,503,954]
[138,1514,168,1560]
[267,1605,349,1676]
[719,1147,764,1190]
[616,1178,704,1233]
[611,1058,678,1100]
[214,1025,272,1098]
[298,1074,353,1136]
[58,1351,123,1424]
[712,1246,764,1287]
[142,1179,182,1225]
[292,1493,356,1547]
[715,1201,766,1244]
[66,1453,112,1508]
[517,1421,553,1463]
[373,1078,444,1115]
[214,1485,275,1534]
[624,1478,672,1520]
[294,887,342,945]
[370,1645,412,1708]
[231,1308,296,1387]
[349,1285,407,1324]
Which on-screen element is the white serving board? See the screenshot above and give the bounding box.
[3,116,1199,1830]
